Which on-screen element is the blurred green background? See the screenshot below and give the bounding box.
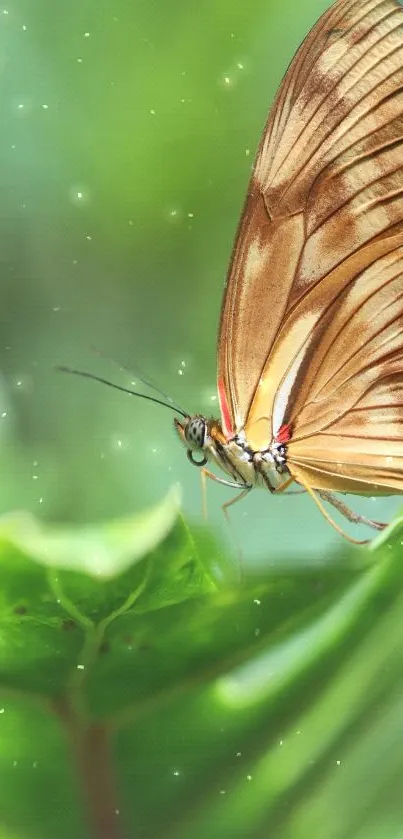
[1,0,400,562]
[1,3,403,839]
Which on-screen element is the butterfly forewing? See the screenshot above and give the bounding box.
[218,0,403,498]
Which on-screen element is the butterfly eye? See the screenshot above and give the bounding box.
[184,416,207,450]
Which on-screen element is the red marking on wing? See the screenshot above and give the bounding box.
[218,378,233,438]
[275,423,292,445]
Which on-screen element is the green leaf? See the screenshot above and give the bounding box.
[0,484,182,578]
[0,498,402,839]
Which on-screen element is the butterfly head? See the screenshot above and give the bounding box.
[175,414,260,490]
[174,415,211,466]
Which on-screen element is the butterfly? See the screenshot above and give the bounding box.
[176,0,403,543]
[61,0,403,544]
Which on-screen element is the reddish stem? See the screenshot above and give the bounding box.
[77,723,123,839]
[56,700,124,839]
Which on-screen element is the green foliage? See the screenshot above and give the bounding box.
[0,492,402,839]
[0,5,402,837]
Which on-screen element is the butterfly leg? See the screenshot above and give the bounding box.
[317,490,387,532]
[200,467,251,520]
[221,487,252,524]
[297,482,372,544]
[272,476,307,495]
[199,469,251,580]
[221,487,252,582]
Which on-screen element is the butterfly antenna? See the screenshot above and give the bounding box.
[56,366,189,418]
[90,345,185,415]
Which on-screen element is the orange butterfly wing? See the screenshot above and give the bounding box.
[218,0,403,494]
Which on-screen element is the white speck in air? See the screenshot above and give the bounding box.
[210,394,217,402]
[253,598,261,605]
[77,57,83,63]
[336,759,341,766]
[0,708,4,714]
[236,751,242,757]
[187,212,194,218]
[77,664,85,670]
[150,108,156,115]
[84,31,90,38]
[1,412,6,418]
[42,104,49,110]
[2,9,9,15]
[173,770,180,777]
[237,62,244,70]
[247,774,252,781]
[245,149,250,156]
[70,186,89,205]
[22,24,27,30]
[86,234,92,241]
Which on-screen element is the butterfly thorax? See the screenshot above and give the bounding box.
[174,415,290,492]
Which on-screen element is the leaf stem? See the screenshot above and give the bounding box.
[77,723,123,839]
[57,700,124,839]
